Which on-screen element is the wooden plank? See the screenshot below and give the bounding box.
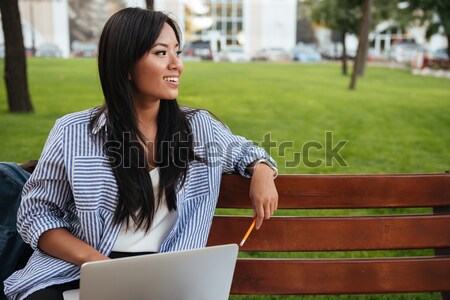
[434,206,450,300]
[217,174,450,209]
[207,215,450,251]
[229,256,450,295]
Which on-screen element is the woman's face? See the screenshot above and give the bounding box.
[131,22,183,103]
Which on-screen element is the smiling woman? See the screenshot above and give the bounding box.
[132,23,183,105]
[3,7,278,300]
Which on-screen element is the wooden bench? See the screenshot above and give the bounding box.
[207,173,450,298]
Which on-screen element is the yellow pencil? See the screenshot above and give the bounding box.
[239,218,256,247]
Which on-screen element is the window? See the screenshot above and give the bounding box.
[184,0,244,46]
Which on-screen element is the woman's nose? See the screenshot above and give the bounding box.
[169,53,183,71]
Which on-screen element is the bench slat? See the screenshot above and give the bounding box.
[217,174,450,209]
[230,256,450,295]
[207,215,450,251]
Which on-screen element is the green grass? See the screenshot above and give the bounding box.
[1,58,448,174]
[179,62,449,175]
[1,58,449,299]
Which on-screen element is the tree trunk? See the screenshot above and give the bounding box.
[0,0,33,112]
[349,0,372,90]
[447,34,450,59]
[146,0,154,10]
[342,31,348,76]
[357,33,370,76]
[356,0,372,77]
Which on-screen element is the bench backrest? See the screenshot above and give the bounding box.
[207,174,450,297]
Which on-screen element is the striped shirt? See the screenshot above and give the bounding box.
[4,108,274,300]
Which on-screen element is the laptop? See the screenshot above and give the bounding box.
[63,244,238,300]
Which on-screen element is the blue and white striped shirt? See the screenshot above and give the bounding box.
[4,108,273,300]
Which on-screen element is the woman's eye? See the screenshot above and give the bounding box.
[176,50,182,56]
[156,51,166,56]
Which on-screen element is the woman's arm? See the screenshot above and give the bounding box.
[38,228,109,266]
[18,119,108,265]
[196,111,279,228]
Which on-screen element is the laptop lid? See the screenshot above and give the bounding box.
[71,244,238,300]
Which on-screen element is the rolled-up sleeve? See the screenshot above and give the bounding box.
[208,114,276,178]
[18,119,72,250]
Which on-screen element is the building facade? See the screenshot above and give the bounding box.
[18,0,70,58]
[0,0,127,58]
[155,0,297,57]
[1,0,296,58]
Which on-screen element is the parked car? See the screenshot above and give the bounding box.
[252,48,291,62]
[433,48,449,60]
[319,44,356,60]
[367,48,383,61]
[388,42,423,63]
[72,43,98,57]
[219,46,250,62]
[182,41,213,60]
[412,48,450,70]
[35,43,62,58]
[292,43,321,62]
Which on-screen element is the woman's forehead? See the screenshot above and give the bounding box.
[154,23,179,46]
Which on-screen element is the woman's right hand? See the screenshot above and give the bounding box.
[38,228,110,266]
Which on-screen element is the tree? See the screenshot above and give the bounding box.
[346,0,400,88]
[308,0,405,78]
[310,0,361,75]
[0,0,33,112]
[349,0,372,90]
[146,0,153,10]
[404,0,450,58]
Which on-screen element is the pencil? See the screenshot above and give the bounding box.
[239,218,256,247]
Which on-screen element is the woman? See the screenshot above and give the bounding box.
[4,7,278,300]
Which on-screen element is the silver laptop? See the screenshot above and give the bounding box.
[63,244,238,300]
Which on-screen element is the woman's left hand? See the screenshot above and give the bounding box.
[249,164,278,230]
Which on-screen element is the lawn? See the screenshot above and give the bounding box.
[0,58,449,299]
[0,59,448,174]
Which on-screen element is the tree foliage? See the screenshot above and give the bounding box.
[310,0,361,35]
[306,0,362,75]
[404,0,450,57]
[307,0,398,76]
[308,0,406,32]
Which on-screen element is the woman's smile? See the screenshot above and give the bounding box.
[163,76,179,87]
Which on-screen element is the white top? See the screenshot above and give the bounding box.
[112,168,178,252]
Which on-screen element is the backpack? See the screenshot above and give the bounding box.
[0,162,34,299]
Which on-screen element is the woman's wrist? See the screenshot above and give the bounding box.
[79,250,110,265]
[247,158,278,178]
[253,163,276,177]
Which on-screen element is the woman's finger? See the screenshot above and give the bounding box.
[255,202,265,230]
[264,203,271,220]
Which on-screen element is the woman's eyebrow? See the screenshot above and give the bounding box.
[152,43,180,48]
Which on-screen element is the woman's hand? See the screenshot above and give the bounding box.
[248,163,278,230]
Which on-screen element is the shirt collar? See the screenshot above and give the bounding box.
[91,111,107,134]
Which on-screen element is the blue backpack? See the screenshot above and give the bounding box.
[0,162,34,299]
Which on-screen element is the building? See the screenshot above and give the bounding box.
[1,0,296,59]
[155,0,297,57]
[0,0,126,58]
[371,21,448,55]
[18,0,70,57]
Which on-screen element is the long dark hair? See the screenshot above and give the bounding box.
[91,8,197,231]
